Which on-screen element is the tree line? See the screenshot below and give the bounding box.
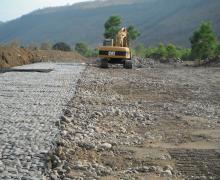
[134,22,220,62]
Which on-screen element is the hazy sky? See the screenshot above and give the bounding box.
[0,0,89,22]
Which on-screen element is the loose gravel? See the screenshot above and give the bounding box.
[0,63,85,180]
[50,63,220,179]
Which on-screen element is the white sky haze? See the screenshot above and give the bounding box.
[0,0,89,22]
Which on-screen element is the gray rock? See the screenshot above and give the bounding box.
[50,174,58,180]
[78,142,96,150]
[100,143,112,149]
[161,169,172,176]
[164,165,174,171]
[61,115,71,124]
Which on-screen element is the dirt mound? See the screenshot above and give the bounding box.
[0,46,34,68]
[31,50,87,63]
[0,47,87,68]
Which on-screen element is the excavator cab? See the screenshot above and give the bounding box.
[98,28,133,69]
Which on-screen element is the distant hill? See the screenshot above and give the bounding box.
[0,0,219,47]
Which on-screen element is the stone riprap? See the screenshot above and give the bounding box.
[0,63,85,180]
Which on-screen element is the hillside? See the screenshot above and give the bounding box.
[0,0,219,47]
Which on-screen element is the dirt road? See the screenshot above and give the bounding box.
[50,63,220,179]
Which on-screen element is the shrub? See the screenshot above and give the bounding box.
[179,48,191,60]
[166,43,178,59]
[52,42,71,51]
[75,42,98,58]
[155,43,167,59]
[84,48,98,57]
[145,47,157,58]
[75,42,88,55]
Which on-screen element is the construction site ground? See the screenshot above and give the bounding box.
[51,63,220,180]
[0,61,220,180]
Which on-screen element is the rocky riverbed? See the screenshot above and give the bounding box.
[0,63,85,180]
[49,63,220,180]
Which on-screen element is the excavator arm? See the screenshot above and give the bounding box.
[115,27,129,47]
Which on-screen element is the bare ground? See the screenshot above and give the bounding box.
[49,63,220,180]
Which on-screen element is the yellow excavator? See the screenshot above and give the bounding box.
[98,27,132,69]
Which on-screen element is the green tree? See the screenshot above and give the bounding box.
[104,16,121,39]
[52,42,71,51]
[145,47,157,58]
[179,48,191,60]
[75,42,89,55]
[127,25,140,43]
[156,43,167,59]
[215,44,220,57]
[190,22,217,60]
[166,43,178,58]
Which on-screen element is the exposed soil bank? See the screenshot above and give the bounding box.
[0,47,86,68]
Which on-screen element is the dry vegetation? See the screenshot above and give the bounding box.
[0,46,34,68]
[0,47,87,68]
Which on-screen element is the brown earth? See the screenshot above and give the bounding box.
[49,63,220,179]
[0,47,86,68]
[0,46,34,68]
[31,50,87,63]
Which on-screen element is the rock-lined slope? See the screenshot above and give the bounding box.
[0,63,85,179]
[0,0,219,46]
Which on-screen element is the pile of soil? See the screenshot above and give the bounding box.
[31,50,87,63]
[0,46,34,68]
[0,47,87,68]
